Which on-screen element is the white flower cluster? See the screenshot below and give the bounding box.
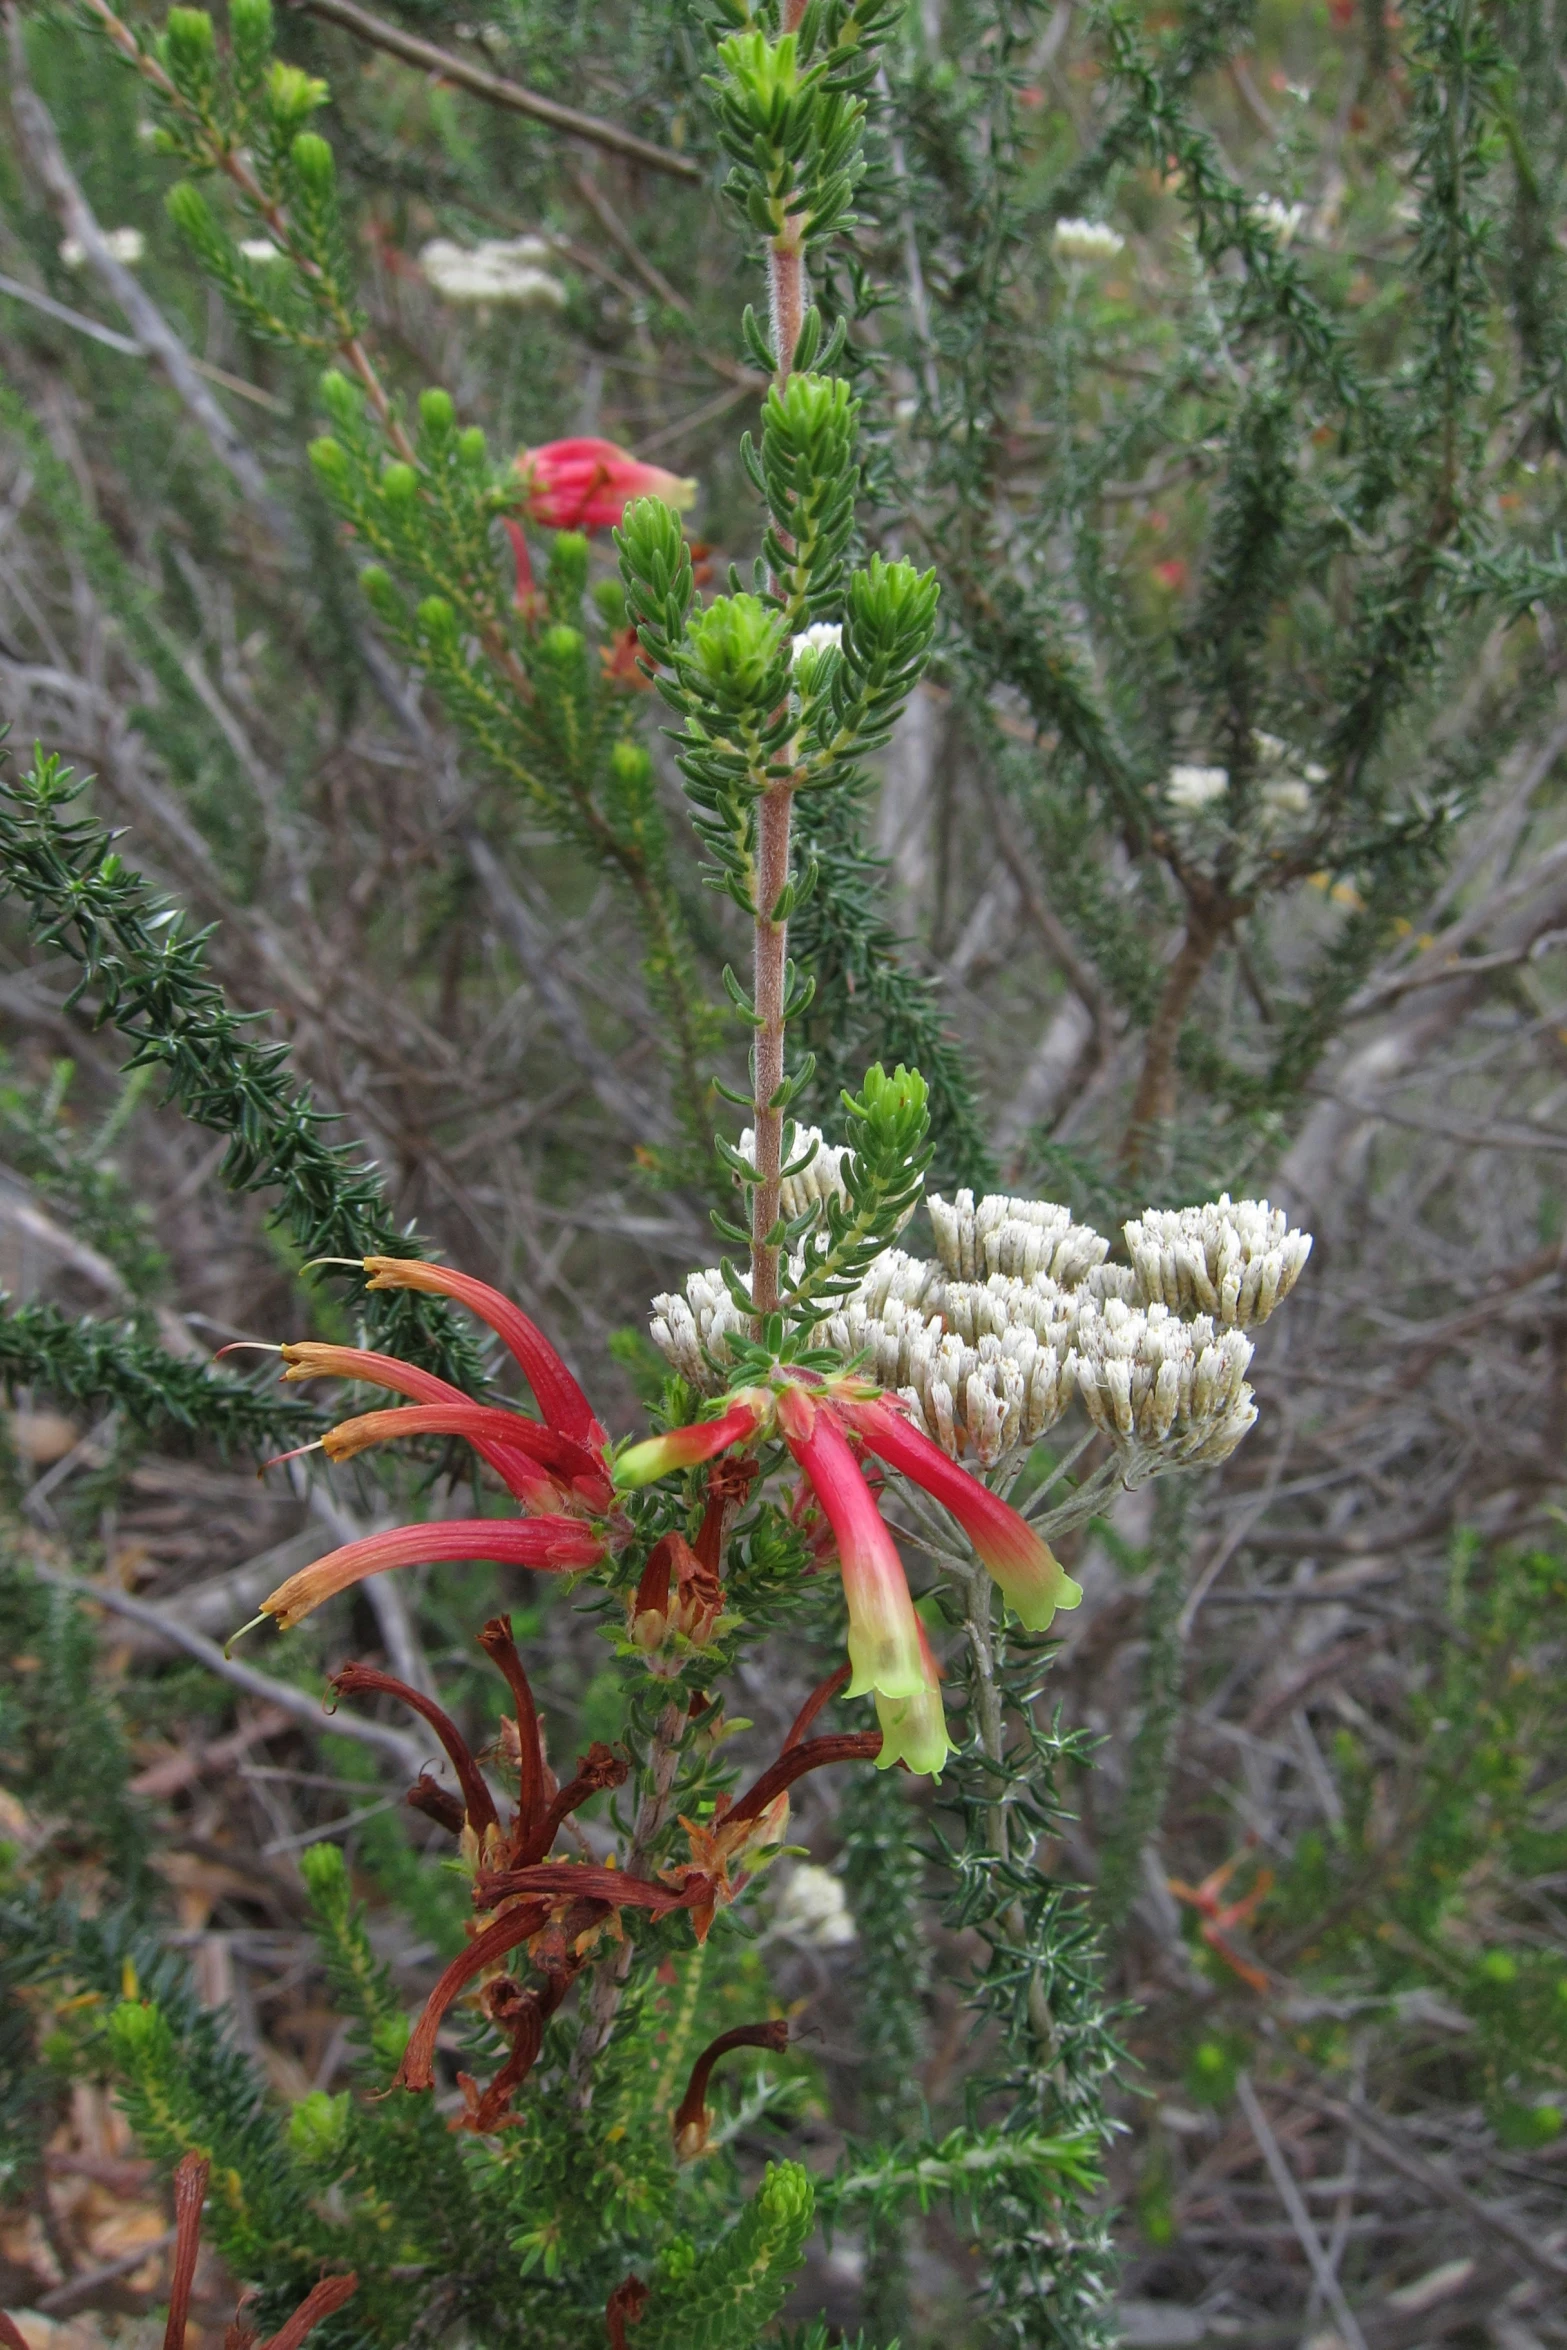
[650,1176,1309,1486]
[1167,763,1229,813]
[649,1265,751,1388]
[1124,1193,1313,1328]
[1251,195,1305,245]
[735,1123,854,1223]
[926,1190,1109,1286]
[791,622,843,669]
[1253,729,1326,836]
[419,235,567,309]
[1070,1298,1257,1466]
[771,1861,856,1949]
[60,228,144,269]
[1053,217,1126,262]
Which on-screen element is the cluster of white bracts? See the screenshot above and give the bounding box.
[648,1183,1309,1480]
[1068,1298,1257,1467]
[926,1191,1109,1286]
[1124,1194,1313,1328]
[736,1125,853,1226]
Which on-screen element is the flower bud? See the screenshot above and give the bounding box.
[686,593,785,701]
[418,385,456,443]
[289,131,336,200]
[380,462,418,512]
[266,61,328,132]
[307,435,349,488]
[319,369,363,429]
[417,596,458,651]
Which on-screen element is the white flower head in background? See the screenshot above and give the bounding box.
[791,621,843,674]
[1251,196,1305,245]
[239,238,286,264]
[772,1862,856,1949]
[419,236,567,310]
[1167,763,1229,812]
[60,228,145,269]
[1260,776,1313,823]
[1053,217,1126,263]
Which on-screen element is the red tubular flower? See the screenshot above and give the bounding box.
[613,1395,765,1490]
[360,1256,608,1451]
[281,1340,564,1508]
[321,1402,611,1510]
[776,1387,933,1714]
[262,1516,605,1631]
[515,437,696,531]
[843,1396,1084,1633]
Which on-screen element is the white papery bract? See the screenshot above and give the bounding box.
[1123,1194,1312,1328]
[926,1189,1109,1286]
[1067,1297,1257,1472]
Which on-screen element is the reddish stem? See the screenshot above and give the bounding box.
[749,781,796,1323]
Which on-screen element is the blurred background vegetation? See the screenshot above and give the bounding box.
[2,0,1566,2344]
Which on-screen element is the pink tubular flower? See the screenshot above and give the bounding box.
[776,1386,931,1711]
[515,438,697,532]
[262,1517,606,1631]
[613,1394,766,1490]
[842,1396,1083,1632]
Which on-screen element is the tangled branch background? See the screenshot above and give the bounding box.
[1,2,1565,2348]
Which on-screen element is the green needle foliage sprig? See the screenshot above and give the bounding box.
[77,0,719,1159]
[618,3,940,1325]
[0,745,481,1384]
[0,1297,319,1453]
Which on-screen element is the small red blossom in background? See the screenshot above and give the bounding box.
[516,437,696,531]
[502,438,698,622]
[1168,1852,1275,1993]
[1152,556,1190,592]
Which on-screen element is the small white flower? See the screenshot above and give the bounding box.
[1251,196,1305,246]
[1304,761,1329,785]
[791,621,843,670]
[1167,764,1229,812]
[239,237,285,264]
[1053,217,1125,263]
[1252,729,1289,766]
[772,1863,856,1949]
[419,236,566,309]
[60,227,145,270]
[1261,777,1312,820]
